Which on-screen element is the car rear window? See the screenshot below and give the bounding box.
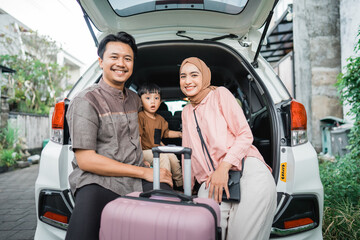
[108,0,248,16]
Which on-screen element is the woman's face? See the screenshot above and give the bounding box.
[180,63,203,97]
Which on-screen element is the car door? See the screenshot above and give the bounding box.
[77,0,276,46]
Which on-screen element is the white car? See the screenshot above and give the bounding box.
[35,0,324,239]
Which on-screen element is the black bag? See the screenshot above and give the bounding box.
[225,170,241,202]
[193,110,244,202]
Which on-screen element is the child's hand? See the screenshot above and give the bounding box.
[168,130,182,139]
[144,161,151,168]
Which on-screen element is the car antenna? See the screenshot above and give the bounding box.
[251,0,279,68]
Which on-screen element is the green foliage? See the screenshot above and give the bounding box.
[0,26,59,62]
[321,27,360,240]
[0,54,69,114]
[0,26,70,115]
[336,29,360,162]
[0,123,18,150]
[0,149,16,167]
[13,152,22,161]
[322,200,360,240]
[320,158,360,239]
[20,30,60,62]
[0,123,20,167]
[319,158,360,207]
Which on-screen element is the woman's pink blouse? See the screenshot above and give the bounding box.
[181,87,271,186]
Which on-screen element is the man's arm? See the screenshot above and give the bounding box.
[75,149,173,187]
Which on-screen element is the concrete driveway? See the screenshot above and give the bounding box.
[0,164,38,240]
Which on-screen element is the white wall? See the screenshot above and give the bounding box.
[274,52,294,97]
[273,0,293,22]
[0,10,28,56]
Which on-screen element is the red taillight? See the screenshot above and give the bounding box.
[284,217,314,229]
[51,100,66,144]
[43,211,68,224]
[52,101,65,129]
[290,100,308,146]
[290,100,307,130]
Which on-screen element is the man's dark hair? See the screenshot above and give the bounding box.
[138,83,161,97]
[97,32,137,59]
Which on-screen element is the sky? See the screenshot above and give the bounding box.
[0,0,98,71]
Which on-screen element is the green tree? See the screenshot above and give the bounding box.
[0,149,16,167]
[0,55,69,114]
[0,23,59,61]
[0,123,18,167]
[320,28,360,239]
[336,29,360,167]
[0,23,69,114]
[320,28,360,206]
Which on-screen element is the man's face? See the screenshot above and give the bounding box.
[98,41,134,90]
[141,92,161,115]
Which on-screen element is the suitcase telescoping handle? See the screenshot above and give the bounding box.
[152,146,192,196]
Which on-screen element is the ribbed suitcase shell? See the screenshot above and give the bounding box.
[99,146,220,240]
[100,192,220,240]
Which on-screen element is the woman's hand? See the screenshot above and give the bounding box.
[206,161,233,203]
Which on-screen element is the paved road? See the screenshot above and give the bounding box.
[0,164,38,240]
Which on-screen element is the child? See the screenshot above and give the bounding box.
[138,83,183,187]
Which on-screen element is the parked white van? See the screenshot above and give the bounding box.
[35,0,323,239]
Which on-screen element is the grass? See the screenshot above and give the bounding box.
[320,159,360,240]
[322,200,360,240]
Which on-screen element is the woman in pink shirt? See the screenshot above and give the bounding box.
[180,57,277,240]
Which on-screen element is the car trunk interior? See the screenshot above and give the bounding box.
[127,41,275,173]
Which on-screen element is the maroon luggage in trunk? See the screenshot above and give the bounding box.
[99,146,221,240]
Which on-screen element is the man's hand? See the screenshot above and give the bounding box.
[205,162,233,203]
[142,167,173,188]
[160,168,173,188]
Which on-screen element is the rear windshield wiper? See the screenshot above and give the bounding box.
[176,31,238,41]
[204,34,238,41]
[176,31,194,40]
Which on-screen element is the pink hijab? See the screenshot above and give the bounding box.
[180,57,217,106]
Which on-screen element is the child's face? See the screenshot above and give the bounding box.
[141,92,161,114]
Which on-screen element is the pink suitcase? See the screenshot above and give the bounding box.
[99,146,221,240]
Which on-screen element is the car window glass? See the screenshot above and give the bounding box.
[164,100,188,115]
[67,61,102,99]
[108,0,248,16]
